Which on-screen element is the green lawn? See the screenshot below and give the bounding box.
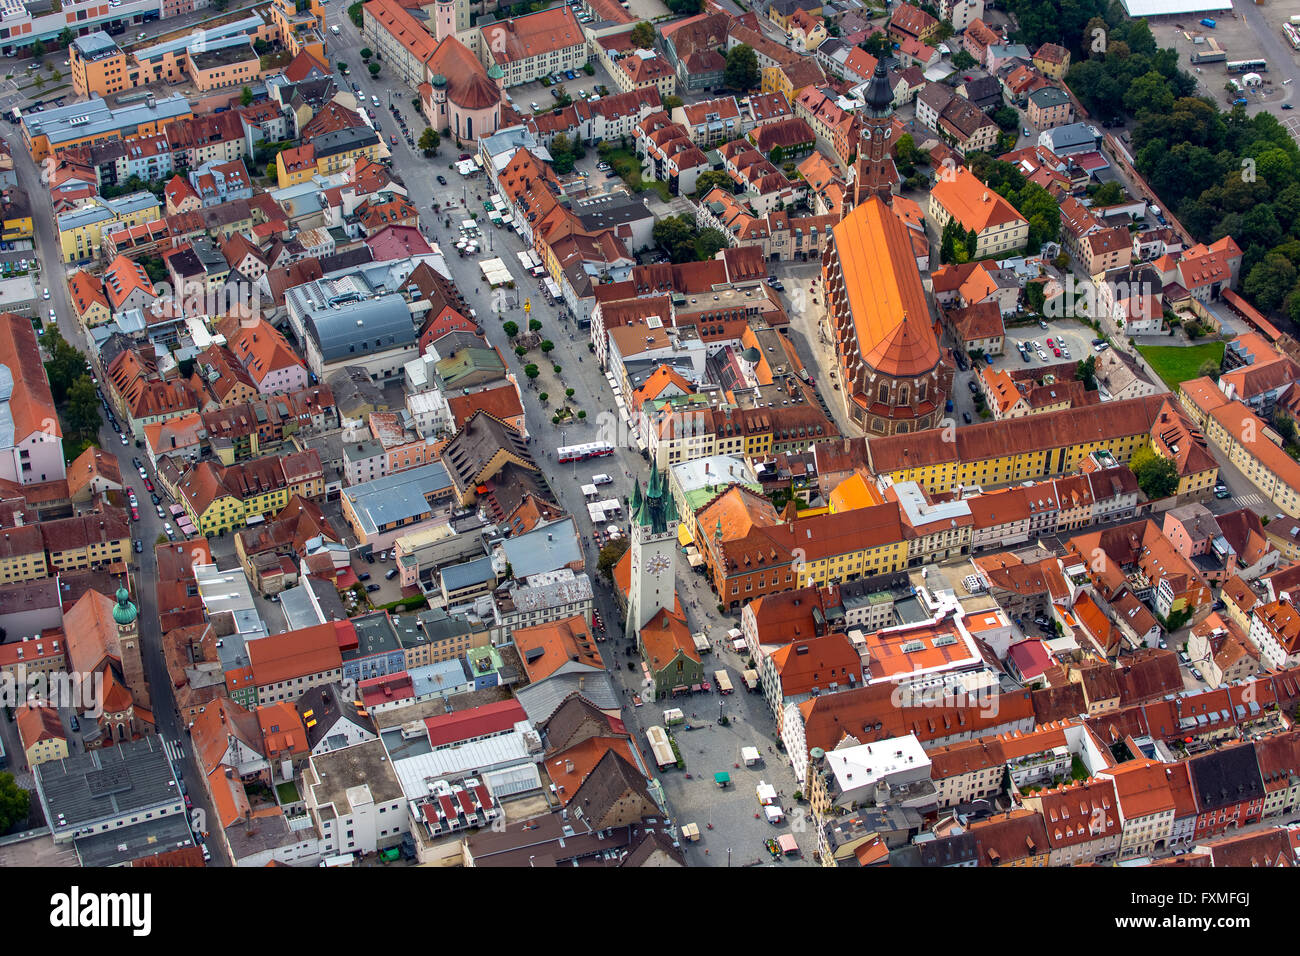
[1136,341,1225,390]
[275,780,300,804]
[599,147,671,202]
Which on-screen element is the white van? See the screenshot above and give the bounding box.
[331,24,340,35]
[591,473,613,485]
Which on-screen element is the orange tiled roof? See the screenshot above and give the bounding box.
[830,196,940,377]
[931,167,1027,233]
[514,615,602,682]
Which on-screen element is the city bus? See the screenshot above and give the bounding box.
[556,441,615,464]
[1226,59,1267,74]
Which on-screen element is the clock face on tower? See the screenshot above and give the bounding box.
[647,553,671,576]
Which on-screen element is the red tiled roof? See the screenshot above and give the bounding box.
[424,699,527,747]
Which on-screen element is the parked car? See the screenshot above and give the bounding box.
[358,572,371,581]
[133,539,143,553]
[1191,668,1204,682]
[963,412,972,423]
[69,714,79,732]
[967,379,978,393]
[366,584,381,592]
[385,568,399,580]
[436,175,447,185]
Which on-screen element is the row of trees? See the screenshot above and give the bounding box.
[41,328,101,461]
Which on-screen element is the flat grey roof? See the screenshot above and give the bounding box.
[441,555,496,592]
[36,737,181,831]
[26,93,192,147]
[74,812,194,868]
[343,462,451,536]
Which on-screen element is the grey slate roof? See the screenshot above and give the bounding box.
[514,664,621,724]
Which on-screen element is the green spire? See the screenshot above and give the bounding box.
[112,586,137,626]
[631,479,643,514]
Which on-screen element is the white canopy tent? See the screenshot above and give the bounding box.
[479,258,514,286]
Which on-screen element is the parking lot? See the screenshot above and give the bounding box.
[998,320,1095,372]
[507,61,617,121]
[1149,11,1300,126]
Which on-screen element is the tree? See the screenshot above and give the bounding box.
[32,40,46,61]
[40,327,86,405]
[724,44,759,92]
[951,49,976,70]
[1088,181,1125,206]
[1130,445,1179,500]
[991,106,1020,133]
[1244,252,1297,314]
[539,392,549,404]
[0,773,29,834]
[598,537,630,581]
[58,28,75,48]
[653,214,698,263]
[630,21,656,49]
[583,62,596,76]
[1076,354,1097,390]
[502,321,519,338]
[550,132,576,175]
[663,94,684,110]
[348,1,364,27]
[566,387,575,399]
[337,61,349,74]
[769,144,785,167]
[515,345,528,357]
[940,219,971,264]
[419,127,440,155]
[240,86,254,107]
[529,318,542,332]
[524,364,540,381]
[1198,358,1221,383]
[694,228,729,261]
[368,62,381,77]
[539,340,555,354]
[862,31,891,57]
[694,170,734,197]
[66,376,101,441]
[360,47,373,61]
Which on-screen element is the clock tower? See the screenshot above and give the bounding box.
[845,60,899,212]
[625,462,680,643]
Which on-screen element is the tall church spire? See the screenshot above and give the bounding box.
[845,60,899,212]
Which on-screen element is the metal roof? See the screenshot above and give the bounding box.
[440,555,496,592]
[304,293,415,362]
[27,93,192,147]
[342,462,451,536]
